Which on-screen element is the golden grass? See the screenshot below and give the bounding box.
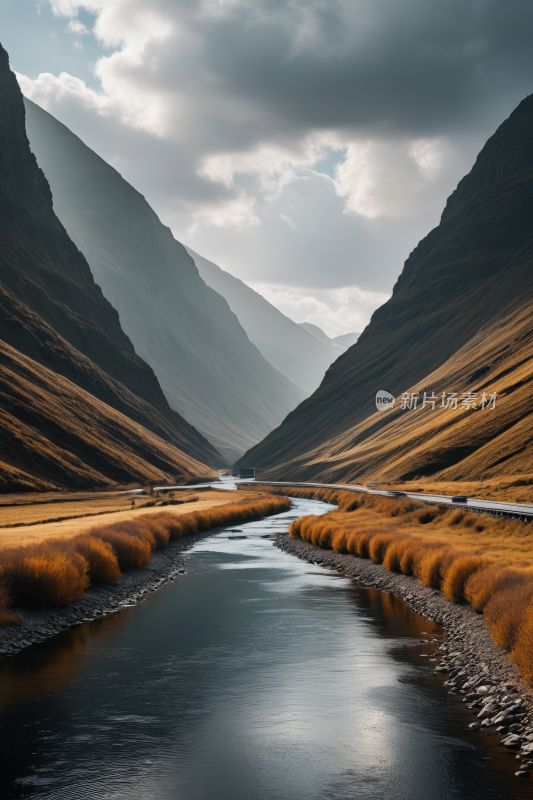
[0,491,199,528]
[253,485,533,568]
[0,490,245,548]
[0,340,218,495]
[0,493,291,621]
[251,485,533,687]
[72,536,122,582]
[0,495,131,527]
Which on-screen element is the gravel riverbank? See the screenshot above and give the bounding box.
[276,531,533,780]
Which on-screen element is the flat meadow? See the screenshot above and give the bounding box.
[0,489,200,542]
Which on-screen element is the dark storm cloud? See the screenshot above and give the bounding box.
[175,0,529,138]
[12,0,533,333]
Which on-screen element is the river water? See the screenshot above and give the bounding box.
[1,497,531,799]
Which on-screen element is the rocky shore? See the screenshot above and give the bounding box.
[0,535,198,657]
[276,531,533,780]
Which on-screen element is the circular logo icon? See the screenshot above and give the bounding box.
[375,390,395,411]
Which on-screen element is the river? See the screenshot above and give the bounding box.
[0,496,530,799]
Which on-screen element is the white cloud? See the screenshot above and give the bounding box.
[189,191,260,231]
[333,138,447,220]
[17,63,167,135]
[66,19,89,36]
[49,0,87,14]
[17,70,113,116]
[13,0,523,311]
[280,213,295,229]
[37,1,176,135]
[198,133,340,201]
[409,138,444,181]
[249,283,390,338]
[198,133,449,223]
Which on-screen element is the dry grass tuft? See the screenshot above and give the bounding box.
[448,509,466,526]
[441,555,486,602]
[484,584,533,651]
[464,564,527,612]
[413,545,449,589]
[0,494,291,620]
[91,523,152,569]
[511,610,533,686]
[382,539,411,572]
[415,505,441,524]
[368,533,397,563]
[72,536,121,583]
[1,545,90,608]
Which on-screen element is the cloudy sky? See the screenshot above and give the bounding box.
[4,0,533,336]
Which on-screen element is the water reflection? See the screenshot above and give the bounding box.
[0,499,531,800]
[0,613,126,714]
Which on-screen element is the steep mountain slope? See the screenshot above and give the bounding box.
[0,42,217,489]
[185,247,338,394]
[0,341,212,492]
[235,94,533,482]
[24,100,305,462]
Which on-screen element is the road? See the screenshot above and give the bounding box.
[249,480,533,521]
[135,477,533,521]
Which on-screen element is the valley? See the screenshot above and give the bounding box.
[2,8,533,797]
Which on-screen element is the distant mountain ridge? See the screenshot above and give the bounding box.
[186,247,339,394]
[332,331,360,349]
[235,94,533,482]
[0,42,216,490]
[25,99,306,463]
[297,322,358,354]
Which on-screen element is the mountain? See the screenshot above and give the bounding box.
[0,341,214,492]
[235,94,533,482]
[0,42,217,491]
[298,322,333,346]
[332,332,360,349]
[186,247,338,394]
[298,322,353,355]
[24,100,306,463]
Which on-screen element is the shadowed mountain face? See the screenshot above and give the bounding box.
[24,100,306,463]
[235,95,533,482]
[0,42,217,490]
[186,247,338,394]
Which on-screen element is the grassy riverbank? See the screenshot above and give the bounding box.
[0,491,291,625]
[248,485,533,686]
